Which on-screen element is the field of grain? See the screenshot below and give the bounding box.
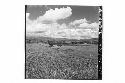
[26,43,98,79]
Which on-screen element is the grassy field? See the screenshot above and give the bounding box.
[26,43,98,79]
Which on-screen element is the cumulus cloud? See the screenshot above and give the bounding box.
[42,28,98,39]
[68,18,99,38]
[69,18,99,30]
[79,22,99,31]
[26,6,72,33]
[26,7,99,39]
[69,18,88,25]
[59,23,67,29]
[37,7,72,22]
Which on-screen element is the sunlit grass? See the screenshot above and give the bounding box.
[26,43,98,79]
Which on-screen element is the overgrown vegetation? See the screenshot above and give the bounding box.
[26,41,98,79]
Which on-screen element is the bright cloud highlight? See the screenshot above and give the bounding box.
[26,7,99,39]
[37,7,72,22]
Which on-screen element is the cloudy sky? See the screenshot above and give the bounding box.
[26,5,99,39]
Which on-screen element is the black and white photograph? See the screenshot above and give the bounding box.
[25,5,102,80]
[2,0,125,82]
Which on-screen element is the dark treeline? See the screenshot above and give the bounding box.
[26,36,98,46]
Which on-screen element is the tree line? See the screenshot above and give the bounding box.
[26,38,98,46]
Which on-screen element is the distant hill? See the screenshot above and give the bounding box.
[26,36,98,45]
